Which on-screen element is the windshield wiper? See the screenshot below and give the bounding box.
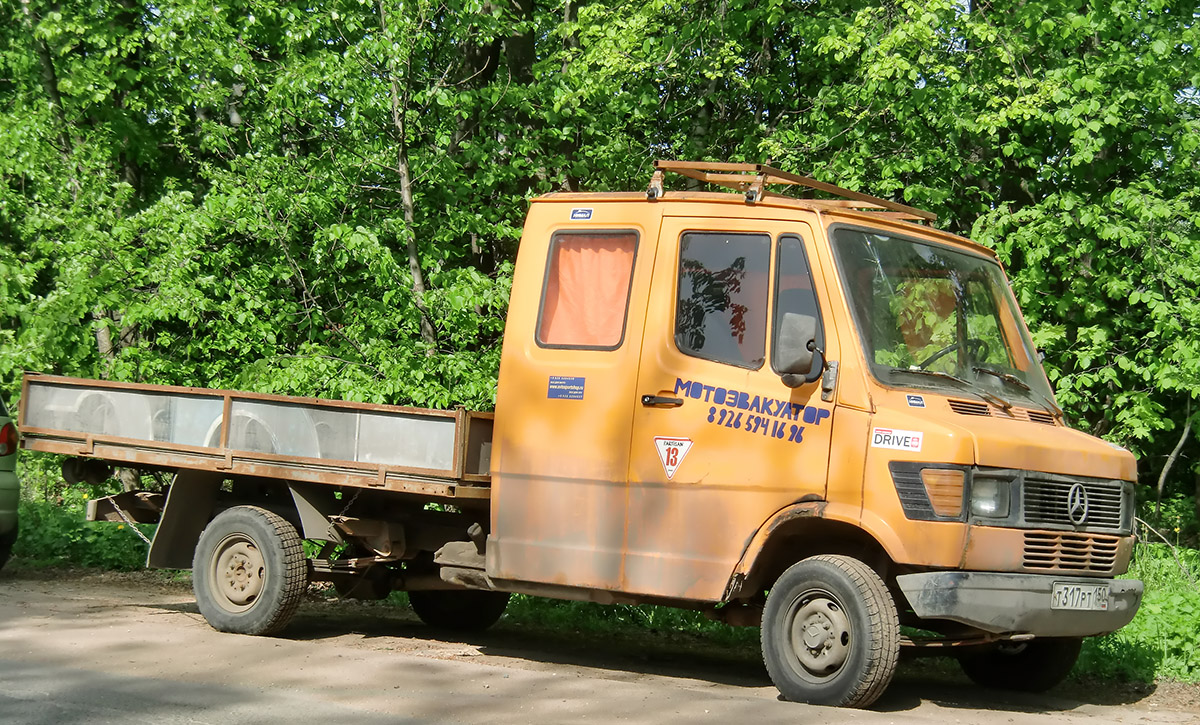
[971,367,1063,418]
[890,368,1015,410]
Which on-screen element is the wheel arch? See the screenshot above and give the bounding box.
[724,501,894,601]
[147,472,328,569]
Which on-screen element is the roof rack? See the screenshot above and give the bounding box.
[646,160,936,223]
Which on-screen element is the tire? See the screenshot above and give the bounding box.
[192,506,307,636]
[957,637,1082,692]
[0,522,16,570]
[408,589,511,632]
[761,555,900,708]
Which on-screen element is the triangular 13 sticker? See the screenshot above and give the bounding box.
[654,437,693,480]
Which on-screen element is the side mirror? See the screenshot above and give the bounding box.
[776,313,823,387]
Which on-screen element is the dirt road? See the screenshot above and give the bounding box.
[0,567,1196,725]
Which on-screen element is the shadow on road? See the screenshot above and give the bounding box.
[877,661,1158,713]
[148,596,1163,715]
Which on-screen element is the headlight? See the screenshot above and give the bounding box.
[970,476,1011,517]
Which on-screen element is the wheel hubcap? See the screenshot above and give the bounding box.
[789,595,851,678]
[212,535,265,612]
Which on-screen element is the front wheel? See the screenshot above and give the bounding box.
[761,555,900,708]
[192,506,307,636]
[957,637,1082,692]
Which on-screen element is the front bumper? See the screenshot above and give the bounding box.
[0,468,18,536]
[896,571,1142,637]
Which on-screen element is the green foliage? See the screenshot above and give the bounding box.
[1078,544,1200,683]
[1148,494,1200,548]
[12,499,152,571]
[504,596,759,649]
[0,0,1197,493]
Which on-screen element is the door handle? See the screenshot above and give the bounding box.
[641,395,684,408]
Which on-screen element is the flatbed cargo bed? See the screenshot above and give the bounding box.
[18,374,494,501]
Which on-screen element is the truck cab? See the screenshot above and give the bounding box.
[488,161,1141,705]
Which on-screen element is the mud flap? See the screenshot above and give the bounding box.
[147,471,223,569]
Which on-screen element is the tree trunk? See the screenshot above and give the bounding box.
[557,0,586,192]
[378,0,437,351]
[505,0,535,83]
[20,0,79,197]
[92,311,116,380]
[1156,402,1191,519]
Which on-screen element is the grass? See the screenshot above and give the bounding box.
[9,499,1200,684]
[1077,543,1200,682]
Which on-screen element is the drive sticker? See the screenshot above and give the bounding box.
[654,437,694,480]
[906,394,926,408]
[547,376,585,400]
[871,427,923,452]
[570,208,593,220]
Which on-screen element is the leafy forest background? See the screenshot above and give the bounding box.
[2,3,1199,565]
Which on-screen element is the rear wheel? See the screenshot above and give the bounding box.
[408,589,511,632]
[957,637,1082,692]
[192,506,307,635]
[761,555,900,708]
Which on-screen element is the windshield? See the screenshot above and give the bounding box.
[832,227,1057,411]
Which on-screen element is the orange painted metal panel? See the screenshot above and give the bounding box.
[488,199,664,590]
[622,216,836,601]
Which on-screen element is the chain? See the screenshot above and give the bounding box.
[110,502,154,546]
[335,486,362,519]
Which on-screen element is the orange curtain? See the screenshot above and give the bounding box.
[539,234,636,347]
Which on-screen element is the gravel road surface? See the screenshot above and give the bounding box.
[1,568,1196,725]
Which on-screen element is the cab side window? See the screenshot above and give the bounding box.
[772,235,825,379]
[537,231,638,349]
[675,232,770,369]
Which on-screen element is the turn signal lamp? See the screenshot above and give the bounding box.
[920,468,965,518]
[0,422,17,457]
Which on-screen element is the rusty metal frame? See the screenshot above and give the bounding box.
[19,373,491,502]
[460,411,495,483]
[651,160,937,222]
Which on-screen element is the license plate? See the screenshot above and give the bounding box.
[1051,582,1110,611]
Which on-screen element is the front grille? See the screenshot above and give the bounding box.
[1023,531,1120,575]
[1024,477,1124,529]
[947,399,1058,426]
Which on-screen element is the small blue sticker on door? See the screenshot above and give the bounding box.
[906,394,926,408]
[570,208,593,220]
[548,376,586,400]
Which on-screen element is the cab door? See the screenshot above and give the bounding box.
[623,216,837,600]
[489,205,660,591]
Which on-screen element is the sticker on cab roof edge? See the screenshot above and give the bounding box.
[570,208,593,220]
[654,437,693,480]
[871,427,923,452]
[906,394,925,408]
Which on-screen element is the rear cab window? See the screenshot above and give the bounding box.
[537,231,639,350]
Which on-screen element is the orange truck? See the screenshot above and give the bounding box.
[18,161,1142,708]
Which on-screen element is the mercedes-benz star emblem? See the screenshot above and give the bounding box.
[1066,483,1090,525]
